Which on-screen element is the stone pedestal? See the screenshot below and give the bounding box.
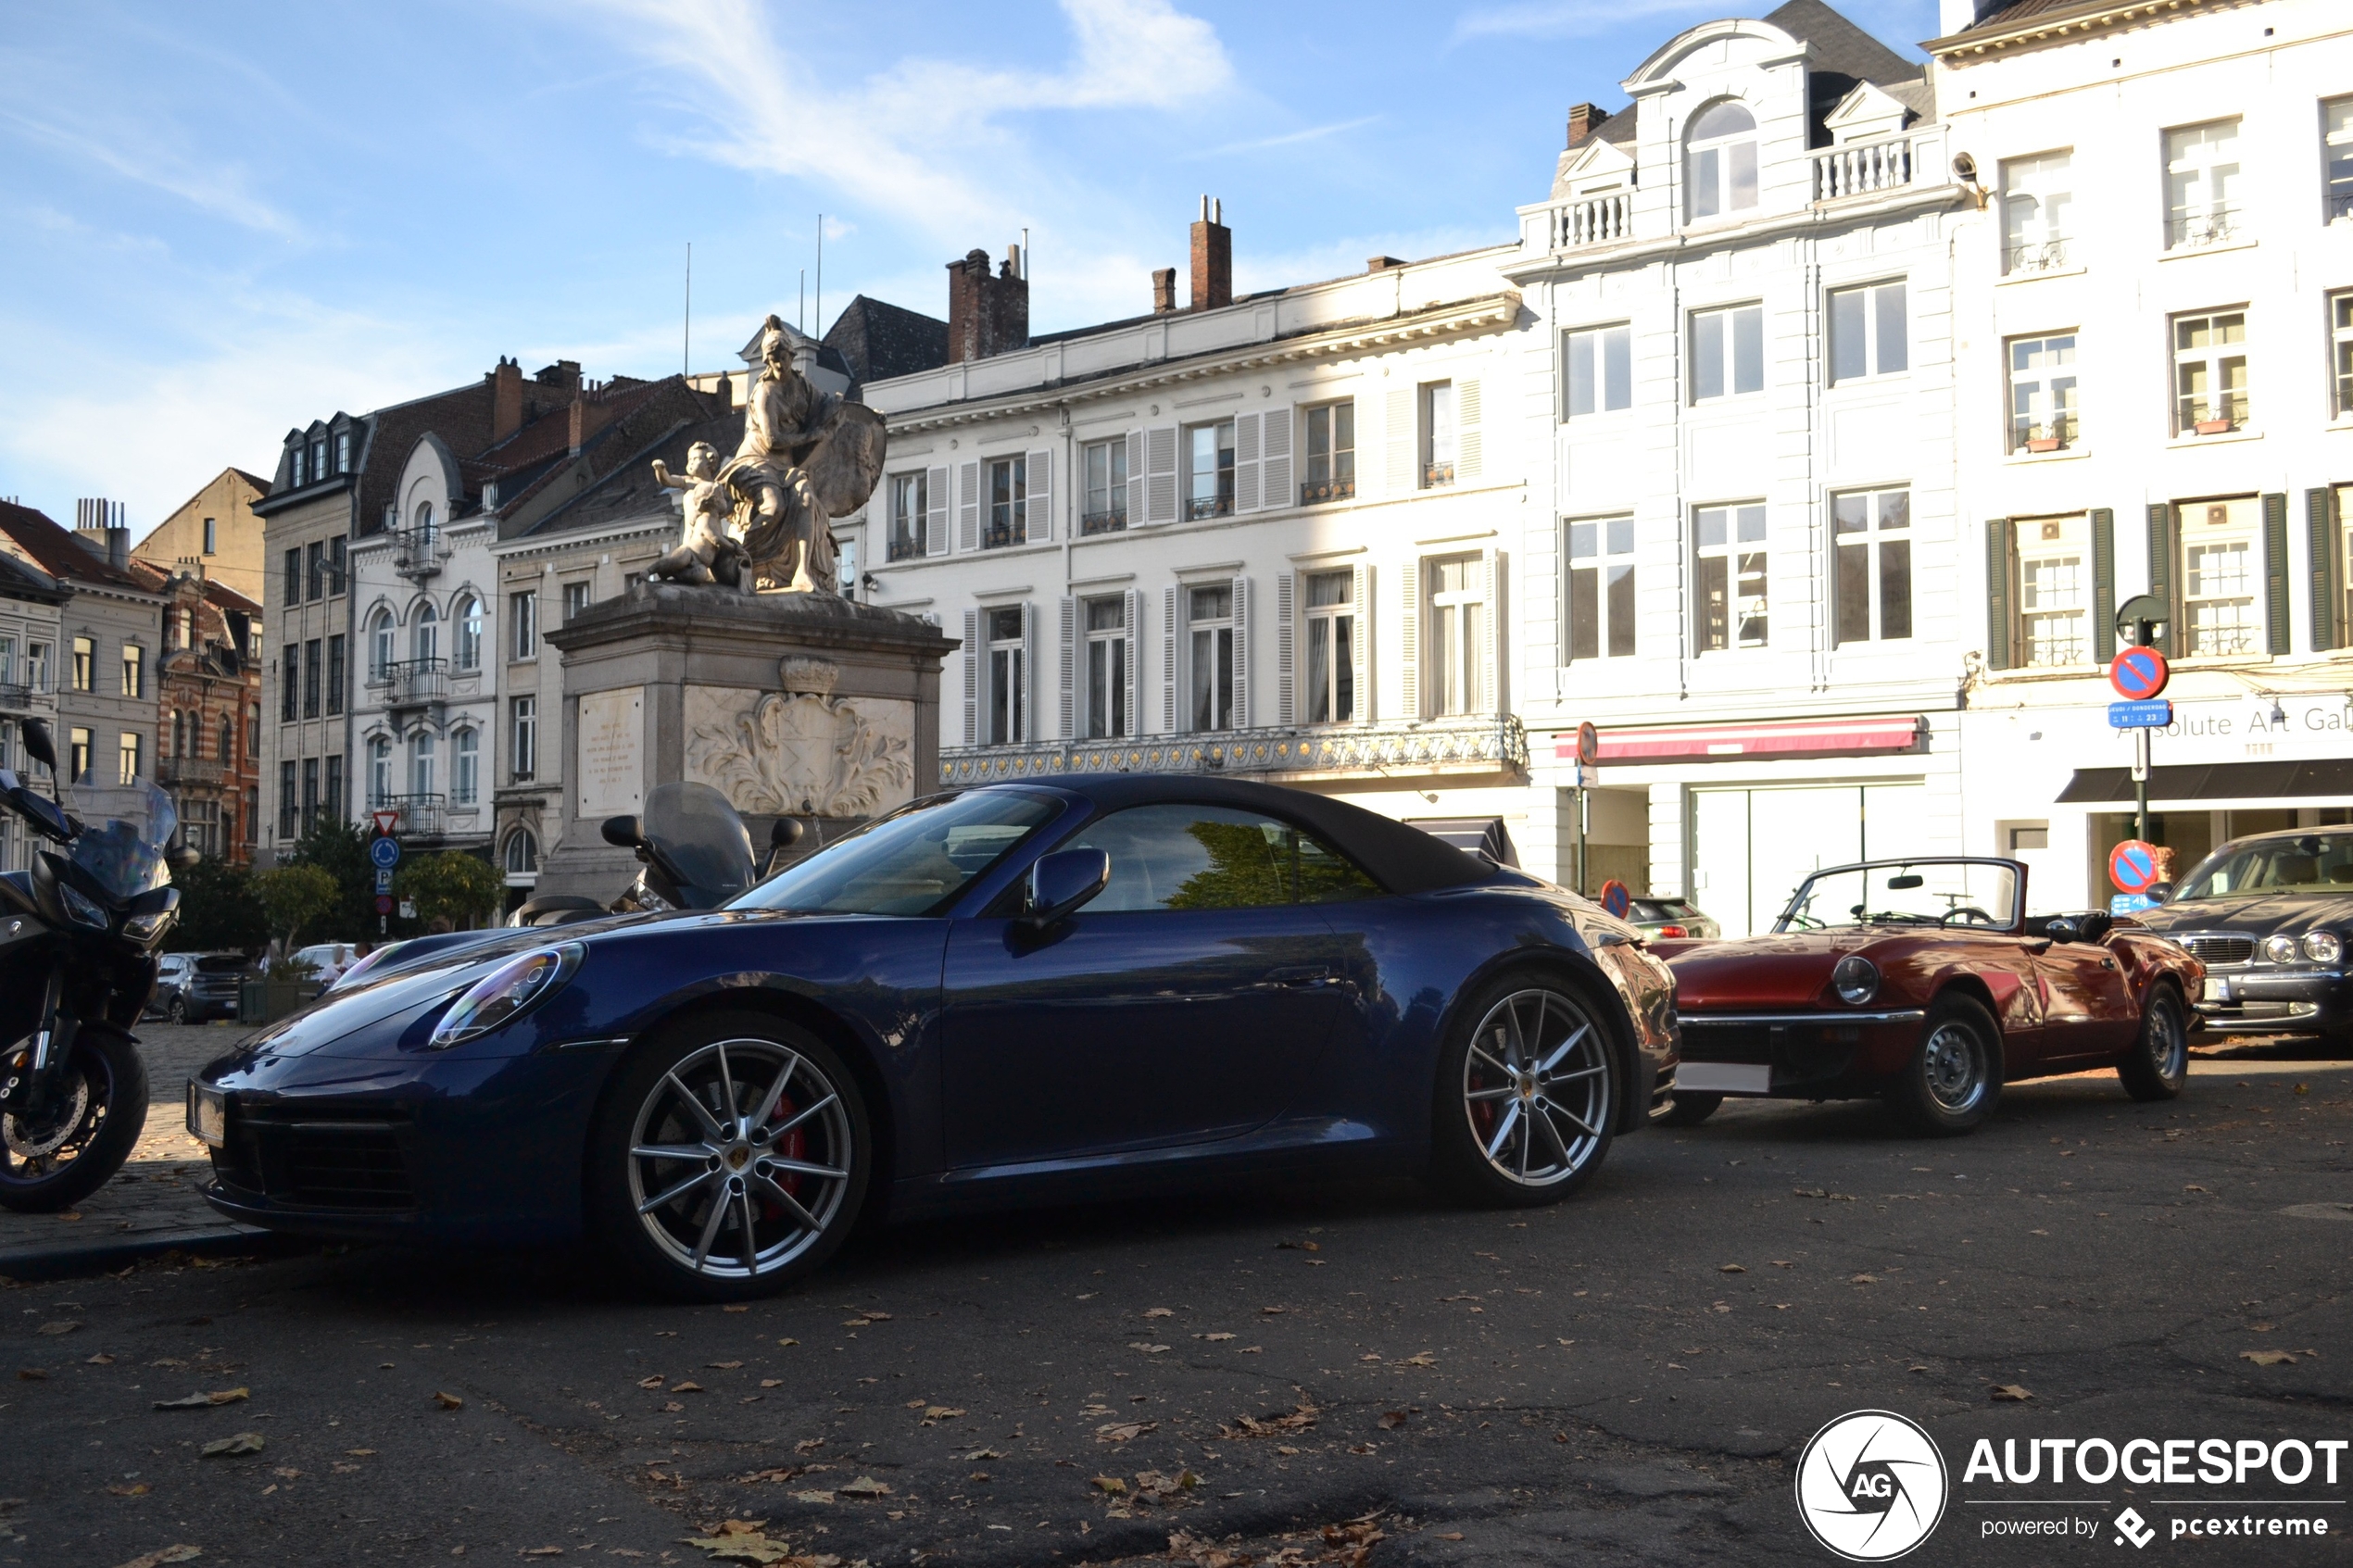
[537,583,955,899]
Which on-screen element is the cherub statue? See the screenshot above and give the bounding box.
[648,442,736,585]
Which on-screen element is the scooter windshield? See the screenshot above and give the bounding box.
[66,777,177,900]
[641,782,756,904]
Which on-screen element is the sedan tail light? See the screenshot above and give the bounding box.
[1655,924,1688,938]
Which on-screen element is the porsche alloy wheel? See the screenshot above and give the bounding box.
[2119,985,2189,1102]
[591,1014,868,1300]
[1886,994,2002,1136]
[1434,980,1617,1206]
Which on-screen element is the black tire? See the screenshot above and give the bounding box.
[1884,994,2003,1137]
[2118,984,2189,1102]
[167,995,187,1025]
[1657,1091,1723,1127]
[585,1010,870,1302]
[0,1026,150,1213]
[1430,972,1617,1208]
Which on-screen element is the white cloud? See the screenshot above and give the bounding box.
[0,106,305,239]
[1453,0,1726,44]
[1186,116,1382,161]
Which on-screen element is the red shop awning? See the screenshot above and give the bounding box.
[1554,714,1926,764]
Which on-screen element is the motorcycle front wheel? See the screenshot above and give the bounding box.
[0,1029,149,1212]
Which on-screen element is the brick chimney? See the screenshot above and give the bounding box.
[1189,195,1231,312]
[1567,103,1611,148]
[490,357,524,442]
[1365,256,1405,273]
[568,396,586,457]
[1151,268,1176,314]
[946,245,1030,363]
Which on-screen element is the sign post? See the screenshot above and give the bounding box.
[2110,598,2171,847]
[369,827,402,936]
[1574,722,1599,897]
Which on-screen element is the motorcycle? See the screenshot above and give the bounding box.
[0,718,192,1212]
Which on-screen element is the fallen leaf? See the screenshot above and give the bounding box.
[433,1391,464,1411]
[841,1319,871,1328]
[1094,1421,1156,1443]
[272,1467,301,1482]
[1091,1475,1126,1495]
[673,1381,705,1394]
[775,1338,799,1348]
[1378,1411,1406,1430]
[522,1549,563,1560]
[794,1438,824,1455]
[835,1475,892,1498]
[16,1368,46,1381]
[1990,1385,2033,1402]
[1277,1240,1320,1252]
[35,1321,79,1336]
[86,1352,116,1365]
[862,1311,891,1322]
[1402,1352,1437,1367]
[2242,1350,2298,1367]
[963,1448,1004,1461]
[2184,1184,2208,1193]
[1850,1273,1879,1285]
[199,1432,265,1458]
[1204,1333,1236,1342]
[1358,1353,1382,1362]
[921,1406,965,1422]
[107,1482,151,1496]
[152,1388,249,1411]
[1143,1307,1174,1318]
[1259,1305,1285,1315]
[722,1304,749,1312]
[1128,1343,1171,1355]
[663,1401,685,1413]
[331,1463,359,1474]
[346,1448,376,1456]
[1772,1260,1792,1268]
[112,1547,202,1568]
[708,1361,744,1370]
[1718,1263,1746,1273]
[639,1376,667,1389]
[1276,1445,1300,1456]
[1437,1532,1465,1542]
[1347,1443,1375,1454]
[788,1490,835,1504]
[760,1379,783,1388]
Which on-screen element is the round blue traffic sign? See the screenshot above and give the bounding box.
[369,835,402,870]
[2108,839,2161,896]
[1599,879,1631,918]
[2109,646,2169,702]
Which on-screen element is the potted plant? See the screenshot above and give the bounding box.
[2193,416,2234,435]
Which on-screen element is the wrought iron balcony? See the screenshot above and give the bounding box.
[392,526,449,579]
[1080,508,1127,536]
[887,531,928,562]
[2003,236,2070,275]
[367,656,448,707]
[1299,477,1355,506]
[1422,462,1455,489]
[1187,495,1234,521]
[2167,206,2241,252]
[371,792,445,839]
[0,675,52,714]
[156,756,225,787]
[982,521,1018,550]
[940,711,1529,787]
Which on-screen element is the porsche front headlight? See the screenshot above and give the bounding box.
[427,944,583,1048]
[1832,953,1881,1006]
[2303,931,2343,966]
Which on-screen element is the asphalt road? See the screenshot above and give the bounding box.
[5,1039,2349,1568]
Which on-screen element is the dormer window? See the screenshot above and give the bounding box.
[290,444,307,489]
[1686,100,1758,220]
[335,431,351,472]
[311,439,328,481]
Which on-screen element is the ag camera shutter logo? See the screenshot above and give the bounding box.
[1794,1410,1949,1561]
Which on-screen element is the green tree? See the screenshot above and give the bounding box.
[166,858,269,954]
[287,816,376,941]
[396,850,505,931]
[255,863,338,955]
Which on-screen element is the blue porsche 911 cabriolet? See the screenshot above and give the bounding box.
[192,776,1680,1299]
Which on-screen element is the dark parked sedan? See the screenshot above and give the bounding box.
[191,776,1680,1299]
[150,952,252,1023]
[2135,827,2353,1042]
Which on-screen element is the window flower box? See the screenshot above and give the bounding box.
[2193,418,2234,435]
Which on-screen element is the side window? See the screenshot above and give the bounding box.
[1069,804,1380,912]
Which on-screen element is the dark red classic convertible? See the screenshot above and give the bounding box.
[1652,858,2206,1135]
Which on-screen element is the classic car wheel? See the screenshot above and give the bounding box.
[2118,985,2189,1102]
[1885,995,2002,1136]
[1657,1091,1722,1127]
[1432,978,1616,1206]
[588,1012,870,1301]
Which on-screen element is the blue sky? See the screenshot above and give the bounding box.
[0,0,1936,527]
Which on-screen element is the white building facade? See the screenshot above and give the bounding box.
[1935,0,2353,906]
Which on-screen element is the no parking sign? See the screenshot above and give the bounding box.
[2108,839,2162,896]
[1598,879,1631,918]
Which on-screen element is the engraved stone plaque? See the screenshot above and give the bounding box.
[578,685,646,819]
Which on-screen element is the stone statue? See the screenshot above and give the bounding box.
[650,313,887,595]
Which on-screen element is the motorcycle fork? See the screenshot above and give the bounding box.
[4,971,77,1114]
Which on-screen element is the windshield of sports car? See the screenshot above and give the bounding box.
[2175,834,2353,900]
[728,790,1061,917]
[1775,860,2020,931]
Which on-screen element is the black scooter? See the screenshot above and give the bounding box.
[0,719,193,1211]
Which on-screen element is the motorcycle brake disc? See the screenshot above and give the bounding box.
[3,1073,92,1161]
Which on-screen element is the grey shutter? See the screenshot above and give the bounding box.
[961,608,979,744]
[1058,596,1076,738]
[1983,521,2012,671]
[2090,508,2117,663]
[1353,562,1373,722]
[1399,558,1421,718]
[1125,431,1146,526]
[2263,492,2291,656]
[1021,602,1038,743]
[958,461,980,553]
[2309,488,2339,653]
[1262,405,1293,510]
[1162,586,1178,731]
[925,465,950,557]
[1026,448,1052,543]
[1456,378,1484,483]
[1276,571,1296,725]
[1144,426,1178,524]
[1232,412,1262,514]
[2145,503,2174,655]
[1384,387,1414,496]
[1231,575,1251,729]
[1123,588,1142,737]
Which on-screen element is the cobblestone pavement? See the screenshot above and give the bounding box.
[0,1020,263,1261]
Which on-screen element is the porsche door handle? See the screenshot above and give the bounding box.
[1265,965,1335,988]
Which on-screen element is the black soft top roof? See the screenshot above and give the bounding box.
[992,774,1497,896]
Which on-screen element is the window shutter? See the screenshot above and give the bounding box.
[1058,596,1076,738]
[1457,378,1485,483]
[1162,586,1178,731]
[1231,575,1251,729]
[1479,547,1502,713]
[1384,388,1414,496]
[925,466,950,556]
[1399,558,1421,718]
[1262,406,1293,510]
[1232,412,1262,514]
[1123,588,1142,735]
[2145,503,2175,655]
[1022,602,1039,743]
[1144,426,1178,524]
[958,461,980,553]
[1276,571,1296,726]
[1983,521,2012,671]
[2308,488,2338,653]
[961,608,979,745]
[1026,449,1052,543]
[2263,492,2291,656]
[2090,508,2117,664]
[1126,431,1147,522]
[1353,563,1374,722]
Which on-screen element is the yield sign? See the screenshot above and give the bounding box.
[371,809,401,836]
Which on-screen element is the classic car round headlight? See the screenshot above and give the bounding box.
[1832,953,1881,1006]
[2302,931,2344,965]
[2262,934,2299,965]
[428,944,583,1049]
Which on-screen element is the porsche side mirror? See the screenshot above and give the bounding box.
[19,718,56,772]
[1024,848,1111,930]
[600,814,644,850]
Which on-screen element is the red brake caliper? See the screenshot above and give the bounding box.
[758,1097,807,1219]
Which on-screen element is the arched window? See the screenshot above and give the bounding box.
[413,602,440,665]
[411,730,437,798]
[220,716,236,765]
[170,710,185,758]
[370,608,396,678]
[413,499,435,546]
[1686,100,1758,220]
[369,735,393,806]
[453,727,478,805]
[455,595,483,671]
[504,828,539,876]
